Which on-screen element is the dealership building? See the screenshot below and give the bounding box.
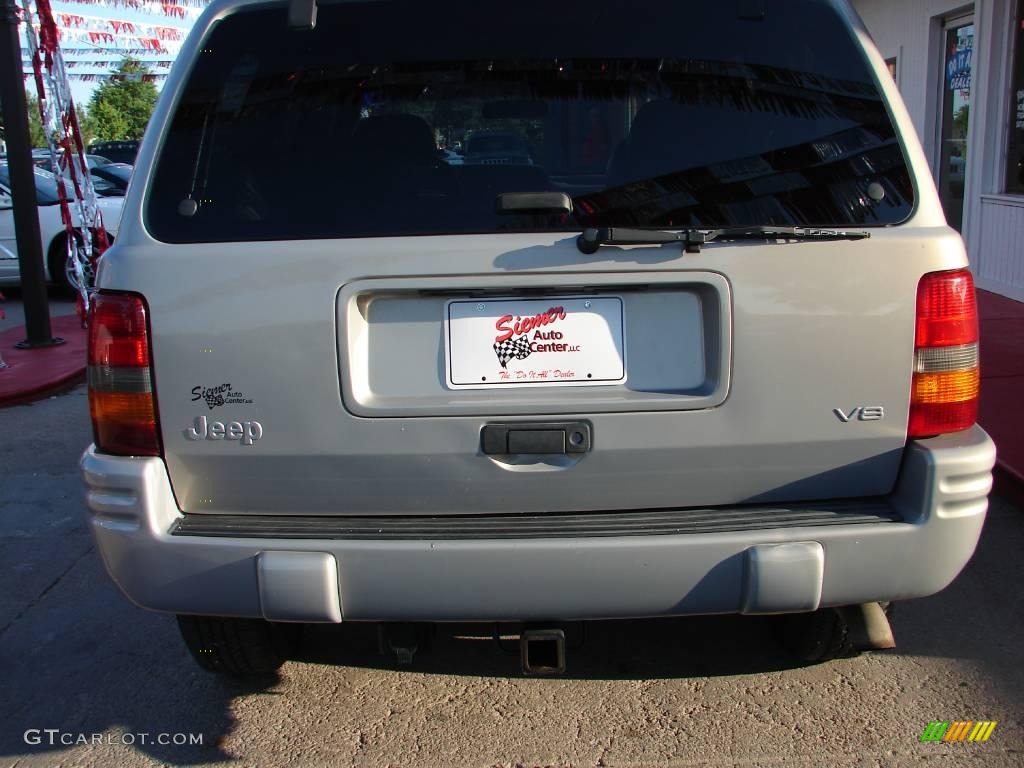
[853,0,1024,301]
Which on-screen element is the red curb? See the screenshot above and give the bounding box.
[993,464,1024,510]
[0,314,88,408]
[975,290,1024,503]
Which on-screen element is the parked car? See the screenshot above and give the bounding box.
[32,148,112,171]
[82,0,995,679]
[89,163,133,197]
[437,148,463,165]
[31,152,131,197]
[86,140,140,165]
[0,163,122,291]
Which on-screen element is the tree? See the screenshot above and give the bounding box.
[26,96,49,147]
[0,94,47,149]
[953,105,970,141]
[82,58,158,143]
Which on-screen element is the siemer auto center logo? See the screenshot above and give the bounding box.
[492,306,582,368]
[191,383,253,410]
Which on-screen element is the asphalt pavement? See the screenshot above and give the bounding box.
[1,386,1022,768]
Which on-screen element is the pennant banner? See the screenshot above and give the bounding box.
[45,26,179,50]
[53,12,186,41]
[23,46,173,55]
[24,58,174,68]
[23,71,168,81]
[51,0,206,20]
[20,21,181,51]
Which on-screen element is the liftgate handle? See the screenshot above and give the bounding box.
[481,422,592,456]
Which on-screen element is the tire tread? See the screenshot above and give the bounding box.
[177,615,292,677]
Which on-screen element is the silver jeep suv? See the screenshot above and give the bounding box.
[82,0,996,676]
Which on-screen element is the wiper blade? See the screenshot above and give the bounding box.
[577,226,870,254]
[703,226,871,247]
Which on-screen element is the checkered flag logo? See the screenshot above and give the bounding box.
[493,337,533,368]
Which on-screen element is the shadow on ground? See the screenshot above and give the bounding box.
[295,614,809,681]
[0,560,282,764]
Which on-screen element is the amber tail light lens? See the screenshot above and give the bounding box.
[87,293,162,456]
[909,269,980,438]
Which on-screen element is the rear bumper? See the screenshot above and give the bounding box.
[81,426,995,622]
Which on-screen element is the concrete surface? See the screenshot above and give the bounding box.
[1,386,1022,768]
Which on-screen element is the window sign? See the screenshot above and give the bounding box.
[939,21,973,230]
[947,45,973,93]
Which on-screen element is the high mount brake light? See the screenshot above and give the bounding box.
[909,269,980,438]
[87,293,162,456]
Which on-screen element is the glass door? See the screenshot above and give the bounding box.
[939,16,974,232]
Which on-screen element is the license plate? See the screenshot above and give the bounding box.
[446,297,626,388]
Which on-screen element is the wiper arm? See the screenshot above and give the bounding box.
[577,227,704,254]
[577,226,870,254]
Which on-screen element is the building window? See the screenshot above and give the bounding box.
[886,57,898,81]
[1007,2,1024,194]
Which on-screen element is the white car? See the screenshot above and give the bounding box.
[0,163,123,291]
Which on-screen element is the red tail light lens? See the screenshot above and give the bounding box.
[87,293,161,456]
[909,269,980,439]
[915,269,979,347]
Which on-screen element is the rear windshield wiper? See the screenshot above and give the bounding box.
[577,226,871,254]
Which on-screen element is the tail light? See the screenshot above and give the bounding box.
[87,292,162,456]
[909,269,979,438]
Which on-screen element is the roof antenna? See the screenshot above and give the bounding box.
[738,0,766,20]
[288,0,317,30]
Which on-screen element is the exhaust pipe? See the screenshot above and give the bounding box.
[520,628,566,675]
[842,602,896,651]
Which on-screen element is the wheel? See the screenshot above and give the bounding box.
[778,606,892,663]
[177,615,298,678]
[47,233,84,295]
[47,232,103,295]
[779,608,858,663]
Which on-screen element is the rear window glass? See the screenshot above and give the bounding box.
[147,0,914,243]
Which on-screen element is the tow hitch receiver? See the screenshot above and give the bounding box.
[521,628,566,675]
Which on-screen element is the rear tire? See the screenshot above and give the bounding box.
[177,615,297,678]
[778,606,892,663]
[47,234,82,296]
[779,608,858,663]
[48,232,108,295]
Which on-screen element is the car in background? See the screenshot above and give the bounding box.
[31,151,128,197]
[89,163,133,197]
[32,148,112,171]
[437,148,463,165]
[87,140,140,165]
[462,131,533,165]
[0,163,123,291]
